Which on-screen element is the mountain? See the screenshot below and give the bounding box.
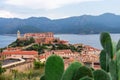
[0,13,120,34]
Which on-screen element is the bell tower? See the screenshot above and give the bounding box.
[17,30,21,39]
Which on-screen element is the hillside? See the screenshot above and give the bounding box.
[0,13,120,34]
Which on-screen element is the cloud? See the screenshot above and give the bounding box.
[0,10,17,18]
[5,0,102,10]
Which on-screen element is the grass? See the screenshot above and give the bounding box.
[0,67,44,80]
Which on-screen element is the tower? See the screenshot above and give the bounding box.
[17,30,21,39]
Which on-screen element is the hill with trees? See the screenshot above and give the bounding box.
[0,13,120,34]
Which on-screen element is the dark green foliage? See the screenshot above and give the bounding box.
[0,62,5,75]
[61,62,82,80]
[73,66,93,80]
[109,60,117,80]
[9,38,35,47]
[117,40,120,51]
[34,61,44,69]
[100,50,109,72]
[100,32,113,59]
[51,44,81,52]
[116,50,120,80]
[100,32,120,80]
[51,44,69,50]
[45,55,64,80]
[79,76,93,80]
[0,48,4,53]
[93,70,110,80]
[69,45,77,52]
[40,75,45,80]
[90,67,94,71]
[26,44,47,54]
[112,42,117,56]
[76,46,83,52]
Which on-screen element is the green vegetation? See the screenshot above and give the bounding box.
[51,44,83,52]
[0,48,3,53]
[45,55,64,80]
[25,44,48,54]
[0,62,5,75]
[40,54,110,80]
[100,32,120,80]
[0,66,44,80]
[40,32,120,80]
[9,37,35,47]
[34,61,45,69]
[25,43,83,55]
[61,62,82,80]
[73,66,93,80]
[1,32,120,80]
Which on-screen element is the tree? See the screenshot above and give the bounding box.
[0,62,5,75]
[0,48,3,53]
[76,46,83,53]
[29,37,35,43]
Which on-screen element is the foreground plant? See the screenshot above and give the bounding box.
[40,55,110,80]
[40,32,120,80]
[100,32,120,80]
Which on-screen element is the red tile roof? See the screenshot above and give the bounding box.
[2,51,38,55]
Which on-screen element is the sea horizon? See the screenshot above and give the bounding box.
[1,33,120,49]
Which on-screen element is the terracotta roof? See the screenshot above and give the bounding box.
[2,51,38,55]
[80,53,99,63]
[52,50,72,53]
[60,40,68,43]
[24,32,54,38]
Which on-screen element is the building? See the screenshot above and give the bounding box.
[17,31,68,45]
[17,31,54,44]
[17,30,21,39]
[39,49,79,60]
[39,49,100,69]
[82,45,100,55]
[24,32,54,44]
[1,50,38,59]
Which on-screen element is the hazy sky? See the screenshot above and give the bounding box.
[0,0,120,19]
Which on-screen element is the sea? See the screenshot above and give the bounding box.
[0,34,120,49]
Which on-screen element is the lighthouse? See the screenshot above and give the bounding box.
[17,30,21,39]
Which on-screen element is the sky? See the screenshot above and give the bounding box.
[0,0,120,19]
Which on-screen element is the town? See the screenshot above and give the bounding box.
[0,31,100,79]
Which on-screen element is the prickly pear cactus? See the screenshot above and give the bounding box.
[61,61,82,80]
[79,76,93,80]
[93,70,110,80]
[100,32,120,80]
[100,50,109,72]
[45,55,64,80]
[100,32,113,59]
[73,66,93,80]
[40,74,45,80]
[117,40,120,51]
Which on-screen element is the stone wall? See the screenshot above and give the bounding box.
[4,61,33,74]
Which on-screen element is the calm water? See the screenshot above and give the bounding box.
[55,34,120,49]
[0,35,16,48]
[0,34,120,49]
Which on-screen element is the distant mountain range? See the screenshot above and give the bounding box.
[0,13,120,34]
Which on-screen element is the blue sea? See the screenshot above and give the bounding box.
[0,34,120,49]
[0,35,16,48]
